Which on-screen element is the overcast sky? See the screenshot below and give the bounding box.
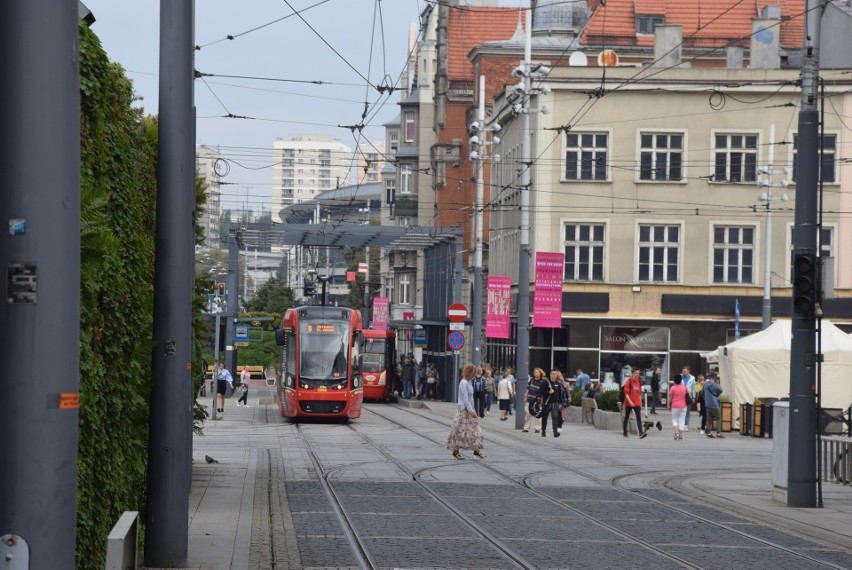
[84,0,438,213]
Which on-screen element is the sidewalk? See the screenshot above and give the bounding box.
[178,388,852,569]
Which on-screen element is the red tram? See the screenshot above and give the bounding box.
[275,306,364,419]
[360,329,397,401]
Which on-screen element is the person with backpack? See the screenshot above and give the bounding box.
[471,367,486,418]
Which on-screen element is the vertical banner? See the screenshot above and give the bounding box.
[372,297,389,331]
[533,252,564,328]
[486,276,511,339]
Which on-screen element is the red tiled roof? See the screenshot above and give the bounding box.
[448,7,523,82]
[581,0,804,51]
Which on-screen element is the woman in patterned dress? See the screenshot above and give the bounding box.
[447,363,485,460]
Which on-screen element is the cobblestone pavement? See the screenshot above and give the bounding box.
[186,386,852,569]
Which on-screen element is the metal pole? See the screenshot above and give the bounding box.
[363,247,371,328]
[761,123,775,329]
[787,0,823,509]
[471,74,485,367]
[0,2,80,566]
[515,9,532,430]
[225,230,239,374]
[145,0,194,565]
[211,312,221,420]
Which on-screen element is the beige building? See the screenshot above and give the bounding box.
[488,64,852,383]
[355,141,385,185]
[195,144,222,248]
[271,135,352,220]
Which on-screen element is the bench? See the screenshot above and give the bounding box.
[206,365,265,380]
[581,397,597,424]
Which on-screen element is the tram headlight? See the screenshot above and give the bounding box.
[352,375,360,388]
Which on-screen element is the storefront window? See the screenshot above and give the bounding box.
[599,326,670,392]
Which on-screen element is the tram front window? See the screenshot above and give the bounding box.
[361,339,386,372]
[299,322,350,384]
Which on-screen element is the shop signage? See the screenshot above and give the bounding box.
[600,326,669,352]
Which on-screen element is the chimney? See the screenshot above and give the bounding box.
[750,7,781,70]
[727,46,744,69]
[653,25,683,68]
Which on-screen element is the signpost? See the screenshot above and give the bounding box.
[234,324,249,347]
[447,331,465,351]
[448,303,468,323]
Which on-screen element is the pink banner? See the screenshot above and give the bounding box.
[533,252,564,328]
[486,276,511,339]
[372,297,389,331]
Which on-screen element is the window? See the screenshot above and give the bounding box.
[390,132,399,153]
[384,277,394,299]
[636,15,664,34]
[564,133,608,181]
[397,217,410,227]
[401,164,412,194]
[713,226,754,284]
[386,179,396,204]
[638,225,679,282]
[404,112,415,143]
[793,134,837,184]
[321,159,331,167]
[399,273,412,304]
[564,223,605,281]
[714,134,758,182]
[639,132,683,181]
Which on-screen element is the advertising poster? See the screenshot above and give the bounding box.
[372,297,389,331]
[486,275,511,339]
[533,251,564,328]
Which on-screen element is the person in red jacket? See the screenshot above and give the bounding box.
[622,367,648,439]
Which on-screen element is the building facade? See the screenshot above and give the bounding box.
[196,144,222,248]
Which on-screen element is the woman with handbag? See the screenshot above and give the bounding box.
[447,363,485,460]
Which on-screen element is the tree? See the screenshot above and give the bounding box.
[243,276,295,314]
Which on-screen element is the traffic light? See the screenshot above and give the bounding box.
[792,254,817,316]
[217,282,225,297]
[304,283,316,296]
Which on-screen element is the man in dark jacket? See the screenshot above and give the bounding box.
[650,366,661,415]
[401,357,416,398]
[703,373,725,438]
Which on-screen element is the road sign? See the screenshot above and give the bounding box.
[447,331,465,351]
[413,329,427,346]
[448,303,468,323]
[449,322,464,331]
[235,324,249,347]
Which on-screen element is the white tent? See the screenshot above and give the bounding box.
[716,320,852,422]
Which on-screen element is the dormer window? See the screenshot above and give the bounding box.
[636,15,664,34]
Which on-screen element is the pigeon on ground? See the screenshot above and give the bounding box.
[205,455,219,464]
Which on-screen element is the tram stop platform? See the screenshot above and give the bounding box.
[145,382,852,569]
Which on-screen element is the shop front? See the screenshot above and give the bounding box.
[599,326,670,394]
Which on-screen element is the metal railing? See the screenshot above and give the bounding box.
[820,436,852,486]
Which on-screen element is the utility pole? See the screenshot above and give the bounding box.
[145,0,194,566]
[471,75,486,367]
[515,9,533,430]
[758,123,788,329]
[787,0,825,508]
[1,2,80,566]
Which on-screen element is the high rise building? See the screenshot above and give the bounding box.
[196,144,222,248]
[271,135,352,222]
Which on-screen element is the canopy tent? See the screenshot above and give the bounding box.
[715,320,852,422]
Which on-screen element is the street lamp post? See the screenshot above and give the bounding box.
[757,123,788,329]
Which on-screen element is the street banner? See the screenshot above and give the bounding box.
[533,251,564,328]
[372,297,389,331]
[486,275,511,338]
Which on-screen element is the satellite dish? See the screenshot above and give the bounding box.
[597,49,619,67]
[569,51,588,67]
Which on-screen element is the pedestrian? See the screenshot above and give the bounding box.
[447,363,485,460]
[539,369,561,438]
[669,375,689,440]
[236,365,251,407]
[681,366,696,430]
[216,362,233,414]
[425,363,439,400]
[522,368,546,433]
[575,368,591,392]
[551,369,569,434]
[703,373,725,439]
[472,367,486,418]
[415,360,426,399]
[650,366,661,415]
[401,357,416,399]
[483,368,495,415]
[503,367,516,416]
[695,374,706,434]
[622,367,648,439]
[496,372,513,421]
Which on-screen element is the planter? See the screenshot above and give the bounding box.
[594,409,622,431]
[721,401,733,432]
[563,406,582,423]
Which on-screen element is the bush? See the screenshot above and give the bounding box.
[571,387,583,406]
[599,389,621,412]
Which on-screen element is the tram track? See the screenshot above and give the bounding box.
[361,404,850,569]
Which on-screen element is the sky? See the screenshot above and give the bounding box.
[84,0,434,214]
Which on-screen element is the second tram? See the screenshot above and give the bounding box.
[360,329,397,401]
[275,306,363,419]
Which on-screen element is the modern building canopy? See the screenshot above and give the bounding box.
[235,222,460,252]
